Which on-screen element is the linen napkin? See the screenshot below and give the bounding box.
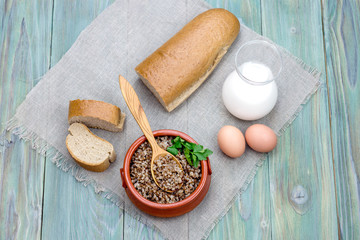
[3,0,321,239]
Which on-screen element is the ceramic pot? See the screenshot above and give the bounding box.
[120,129,212,217]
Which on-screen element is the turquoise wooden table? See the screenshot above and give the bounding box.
[1,0,359,239]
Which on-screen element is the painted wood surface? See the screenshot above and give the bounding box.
[0,0,359,239]
[0,0,52,239]
[261,0,339,239]
[322,0,360,238]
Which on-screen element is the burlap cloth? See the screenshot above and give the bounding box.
[3,0,321,239]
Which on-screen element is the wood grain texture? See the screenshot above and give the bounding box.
[0,0,52,130]
[0,0,52,239]
[119,76,157,147]
[207,0,262,34]
[322,0,360,238]
[41,151,124,240]
[49,0,115,65]
[261,0,338,239]
[207,160,271,239]
[0,136,45,240]
[123,215,163,240]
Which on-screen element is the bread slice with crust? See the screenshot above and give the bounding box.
[68,99,125,132]
[66,123,116,172]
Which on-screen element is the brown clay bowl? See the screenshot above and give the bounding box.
[120,129,212,218]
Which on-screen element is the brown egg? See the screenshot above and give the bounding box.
[217,125,246,158]
[245,124,277,153]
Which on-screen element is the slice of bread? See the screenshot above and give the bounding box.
[66,123,116,172]
[68,99,126,132]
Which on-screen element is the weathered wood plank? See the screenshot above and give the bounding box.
[40,1,124,239]
[0,137,46,240]
[41,153,124,240]
[322,0,360,238]
[123,215,163,240]
[206,0,262,33]
[261,0,338,239]
[208,160,271,240]
[0,0,52,239]
[0,0,52,129]
[48,0,115,65]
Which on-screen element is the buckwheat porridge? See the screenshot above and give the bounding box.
[130,136,202,204]
[152,153,184,192]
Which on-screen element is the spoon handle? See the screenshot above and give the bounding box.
[119,75,158,147]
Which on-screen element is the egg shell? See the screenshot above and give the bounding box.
[245,124,277,153]
[217,125,246,158]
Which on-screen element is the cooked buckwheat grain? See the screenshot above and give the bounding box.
[130,136,202,204]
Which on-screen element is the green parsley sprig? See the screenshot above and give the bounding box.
[167,136,213,168]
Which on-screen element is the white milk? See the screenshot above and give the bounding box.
[222,62,278,121]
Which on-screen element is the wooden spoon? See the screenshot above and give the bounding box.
[119,75,183,192]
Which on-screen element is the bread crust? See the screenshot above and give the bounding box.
[68,99,125,132]
[66,123,116,172]
[135,8,240,112]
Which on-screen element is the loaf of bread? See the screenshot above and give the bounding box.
[68,99,125,132]
[66,123,116,172]
[135,9,240,112]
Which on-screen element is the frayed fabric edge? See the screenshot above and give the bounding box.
[2,115,263,240]
[199,32,322,240]
[201,155,267,240]
[2,115,173,240]
[275,49,322,136]
[200,80,321,240]
[1,58,322,240]
[2,116,120,200]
